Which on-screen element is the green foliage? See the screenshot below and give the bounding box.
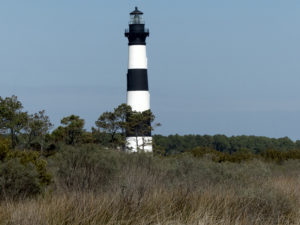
[262,149,300,163]
[80,131,95,144]
[23,110,53,150]
[0,137,10,161]
[0,149,52,200]
[153,143,167,156]
[190,147,222,162]
[0,95,28,148]
[95,104,131,148]
[0,159,42,200]
[51,145,120,192]
[154,134,298,155]
[0,137,52,199]
[95,104,160,150]
[113,103,132,138]
[190,147,300,163]
[213,134,231,153]
[7,150,52,186]
[51,126,65,143]
[91,127,111,146]
[52,115,85,145]
[61,115,85,145]
[127,110,154,136]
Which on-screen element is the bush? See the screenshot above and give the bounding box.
[0,159,42,200]
[190,147,257,163]
[0,140,52,200]
[50,145,121,192]
[262,149,300,162]
[0,137,10,161]
[7,150,52,187]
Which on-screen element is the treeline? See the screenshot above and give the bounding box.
[189,147,300,163]
[154,134,300,155]
[1,95,300,155]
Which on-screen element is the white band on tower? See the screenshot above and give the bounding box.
[127,91,150,112]
[128,45,148,69]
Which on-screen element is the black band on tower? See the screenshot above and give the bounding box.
[127,69,149,91]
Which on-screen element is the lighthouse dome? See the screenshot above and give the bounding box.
[130,7,143,15]
[130,7,144,24]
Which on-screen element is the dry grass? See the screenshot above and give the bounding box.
[1,147,300,225]
[1,187,299,225]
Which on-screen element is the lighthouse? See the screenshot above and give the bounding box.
[125,7,152,152]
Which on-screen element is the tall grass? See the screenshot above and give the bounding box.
[0,145,300,225]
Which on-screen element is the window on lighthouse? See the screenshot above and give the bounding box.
[134,15,140,24]
[130,14,144,24]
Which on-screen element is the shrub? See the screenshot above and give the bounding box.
[0,159,42,200]
[50,145,121,192]
[7,150,52,187]
[262,149,300,162]
[0,137,10,161]
[0,140,52,200]
[191,146,257,163]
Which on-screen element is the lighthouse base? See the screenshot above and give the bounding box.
[126,136,152,152]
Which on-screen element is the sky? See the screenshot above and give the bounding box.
[0,1,300,140]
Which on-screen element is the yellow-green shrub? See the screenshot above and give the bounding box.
[0,137,52,199]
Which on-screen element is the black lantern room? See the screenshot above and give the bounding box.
[125,7,149,45]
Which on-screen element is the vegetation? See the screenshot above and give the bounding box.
[0,137,51,200]
[0,96,28,149]
[154,134,299,154]
[1,147,300,225]
[94,104,130,148]
[1,95,299,155]
[1,95,300,224]
[52,115,85,146]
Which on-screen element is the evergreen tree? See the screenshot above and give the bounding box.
[0,96,28,148]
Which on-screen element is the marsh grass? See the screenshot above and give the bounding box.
[0,145,300,225]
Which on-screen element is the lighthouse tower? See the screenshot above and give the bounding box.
[125,7,152,152]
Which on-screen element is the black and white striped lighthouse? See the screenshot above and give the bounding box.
[125,7,152,152]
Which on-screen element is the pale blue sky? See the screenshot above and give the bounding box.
[0,1,300,139]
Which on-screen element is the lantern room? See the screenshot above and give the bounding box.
[130,7,145,24]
